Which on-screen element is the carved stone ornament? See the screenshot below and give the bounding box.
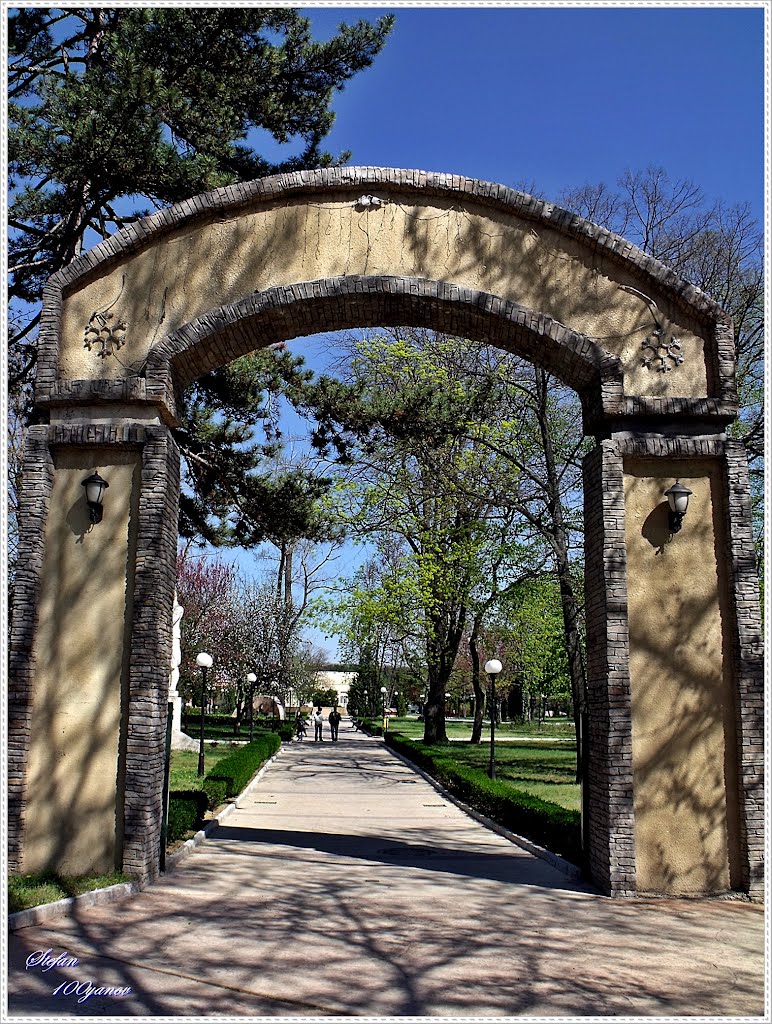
[84,309,127,359]
[641,325,684,373]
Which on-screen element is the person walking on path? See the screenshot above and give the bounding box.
[313,706,324,742]
[328,706,341,741]
[295,710,307,741]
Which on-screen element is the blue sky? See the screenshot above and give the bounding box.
[238,2,767,660]
[298,2,766,221]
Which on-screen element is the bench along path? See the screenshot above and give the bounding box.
[7,720,765,1017]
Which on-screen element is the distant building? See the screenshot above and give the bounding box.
[315,670,357,709]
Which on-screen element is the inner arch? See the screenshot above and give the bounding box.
[146,275,623,428]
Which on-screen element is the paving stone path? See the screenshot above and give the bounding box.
[6,722,766,1017]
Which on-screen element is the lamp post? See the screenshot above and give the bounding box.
[380,685,388,731]
[247,671,257,742]
[196,652,213,776]
[484,659,503,780]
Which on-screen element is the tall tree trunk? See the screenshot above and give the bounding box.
[534,367,587,779]
[422,606,467,744]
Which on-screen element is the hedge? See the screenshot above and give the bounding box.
[385,732,582,864]
[167,790,209,842]
[354,717,383,736]
[201,733,281,809]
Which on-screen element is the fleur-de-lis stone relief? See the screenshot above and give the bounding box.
[641,325,684,373]
[84,309,127,358]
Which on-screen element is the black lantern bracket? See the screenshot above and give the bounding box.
[664,480,693,535]
[81,472,109,525]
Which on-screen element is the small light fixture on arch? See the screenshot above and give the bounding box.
[81,471,109,524]
[664,480,693,534]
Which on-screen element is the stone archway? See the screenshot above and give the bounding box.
[8,168,763,898]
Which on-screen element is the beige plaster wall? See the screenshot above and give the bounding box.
[22,449,140,875]
[59,192,708,397]
[624,460,739,894]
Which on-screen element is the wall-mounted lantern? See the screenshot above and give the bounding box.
[81,472,109,524]
[664,481,693,534]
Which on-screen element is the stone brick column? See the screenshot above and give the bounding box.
[7,426,56,872]
[582,442,636,896]
[121,425,180,883]
[721,442,764,896]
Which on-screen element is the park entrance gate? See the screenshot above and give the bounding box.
[8,169,763,898]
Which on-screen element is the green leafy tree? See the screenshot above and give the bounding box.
[499,578,574,709]
[303,330,547,744]
[310,687,338,708]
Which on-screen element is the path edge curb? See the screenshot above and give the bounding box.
[7,746,285,931]
[384,738,584,882]
[8,881,141,932]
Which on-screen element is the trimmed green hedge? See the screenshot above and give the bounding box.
[167,790,208,842]
[385,732,581,864]
[354,717,384,736]
[202,734,281,809]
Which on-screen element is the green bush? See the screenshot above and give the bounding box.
[385,732,581,864]
[355,717,383,736]
[203,734,280,802]
[276,722,294,741]
[167,790,208,842]
[202,776,228,811]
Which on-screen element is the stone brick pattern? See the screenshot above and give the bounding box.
[582,442,636,896]
[7,427,56,871]
[144,276,623,433]
[583,433,764,897]
[721,442,764,896]
[121,425,180,883]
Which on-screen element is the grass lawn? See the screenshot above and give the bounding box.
[389,716,576,741]
[169,744,239,790]
[421,738,580,812]
[9,871,131,914]
[389,721,581,813]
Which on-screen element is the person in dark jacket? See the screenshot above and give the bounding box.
[328,706,342,741]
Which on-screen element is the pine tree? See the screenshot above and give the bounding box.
[8,6,394,549]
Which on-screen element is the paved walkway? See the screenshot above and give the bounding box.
[6,722,766,1018]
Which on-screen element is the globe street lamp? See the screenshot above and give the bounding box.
[196,652,213,776]
[380,686,388,731]
[247,671,257,741]
[485,659,503,780]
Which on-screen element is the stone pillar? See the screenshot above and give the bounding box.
[8,417,180,885]
[583,432,763,898]
[582,441,636,896]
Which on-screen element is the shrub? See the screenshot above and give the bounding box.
[276,722,294,741]
[167,790,208,842]
[201,776,228,811]
[356,717,383,736]
[385,732,581,864]
[203,734,280,804]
